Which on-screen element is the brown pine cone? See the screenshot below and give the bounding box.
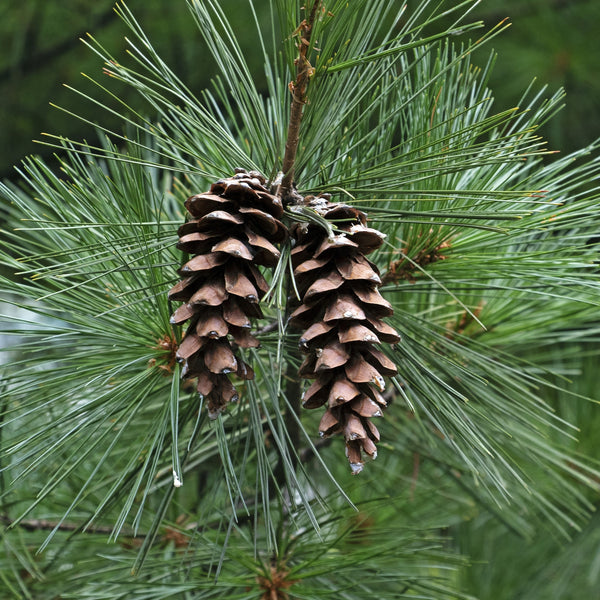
[168,169,287,418]
[290,195,400,473]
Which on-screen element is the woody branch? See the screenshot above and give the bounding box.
[279,1,321,203]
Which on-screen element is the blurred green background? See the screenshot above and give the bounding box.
[1,0,599,180]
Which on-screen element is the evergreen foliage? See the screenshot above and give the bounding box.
[1,1,599,598]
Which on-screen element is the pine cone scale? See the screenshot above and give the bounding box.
[195,312,229,339]
[222,298,253,328]
[212,237,254,259]
[189,278,228,306]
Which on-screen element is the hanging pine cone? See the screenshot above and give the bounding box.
[289,195,400,474]
[168,169,287,418]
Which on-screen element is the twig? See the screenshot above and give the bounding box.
[254,320,279,336]
[279,1,322,204]
[0,514,143,537]
[299,437,333,464]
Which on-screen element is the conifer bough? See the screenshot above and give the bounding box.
[169,173,398,473]
[168,169,287,419]
[169,0,400,473]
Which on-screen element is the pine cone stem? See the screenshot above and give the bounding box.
[280,1,321,203]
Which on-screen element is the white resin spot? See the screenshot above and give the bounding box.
[172,470,183,488]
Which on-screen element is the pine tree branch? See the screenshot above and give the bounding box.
[279,1,321,204]
[0,513,144,537]
[254,320,279,336]
[299,437,333,463]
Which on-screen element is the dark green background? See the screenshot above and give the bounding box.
[1,0,599,179]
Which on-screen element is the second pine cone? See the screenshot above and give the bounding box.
[290,196,400,473]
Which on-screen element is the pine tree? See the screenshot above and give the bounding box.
[1,1,599,598]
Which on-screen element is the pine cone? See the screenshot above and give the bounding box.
[290,195,400,473]
[168,169,287,418]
